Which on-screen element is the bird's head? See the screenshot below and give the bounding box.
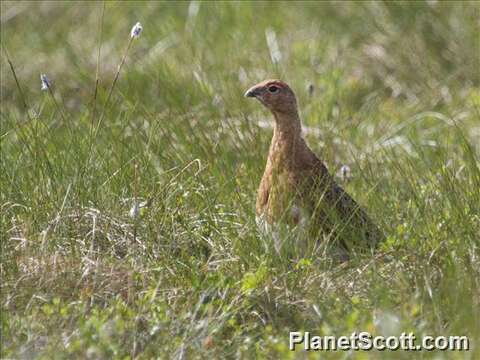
[244,79,297,115]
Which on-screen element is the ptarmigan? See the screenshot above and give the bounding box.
[245,79,383,255]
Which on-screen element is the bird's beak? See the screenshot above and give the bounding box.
[244,86,262,98]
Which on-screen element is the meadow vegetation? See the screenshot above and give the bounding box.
[1,1,479,358]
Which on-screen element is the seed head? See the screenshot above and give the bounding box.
[40,74,51,91]
[129,202,140,219]
[339,165,352,182]
[130,22,143,39]
[129,200,149,219]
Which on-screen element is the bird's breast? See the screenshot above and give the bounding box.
[256,169,309,226]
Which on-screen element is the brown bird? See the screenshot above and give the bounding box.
[245,79,383,255]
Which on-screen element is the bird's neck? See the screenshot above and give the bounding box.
[268,110,303,166]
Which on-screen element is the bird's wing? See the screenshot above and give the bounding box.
[302,157,383,250]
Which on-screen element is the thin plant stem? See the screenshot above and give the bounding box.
[83,21,140,189]
[81,1,106,189]
[133,160,138,244]
[2,46,56,180]
[2,44,36,156]
[91,1,106,132]
[94,36,134,141]
[46,86,67,124]
[85,36,135,175]
[1,45,31,122]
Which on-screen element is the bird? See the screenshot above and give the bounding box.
[244,79,383,256]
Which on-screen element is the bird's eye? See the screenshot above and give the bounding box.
[268,85,279,93]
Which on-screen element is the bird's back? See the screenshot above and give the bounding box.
[307,153,383,251]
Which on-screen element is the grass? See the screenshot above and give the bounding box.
[1,1,479,358]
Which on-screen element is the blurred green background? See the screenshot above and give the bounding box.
[1,1,479,358]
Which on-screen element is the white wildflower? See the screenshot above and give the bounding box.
[40,74,51,91]
[130,22,143,39]
[129,200,149,219]
[129,202,140,219]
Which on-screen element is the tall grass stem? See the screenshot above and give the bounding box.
[90,1,106,134]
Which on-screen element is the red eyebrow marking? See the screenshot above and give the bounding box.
[266,80,287,88]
